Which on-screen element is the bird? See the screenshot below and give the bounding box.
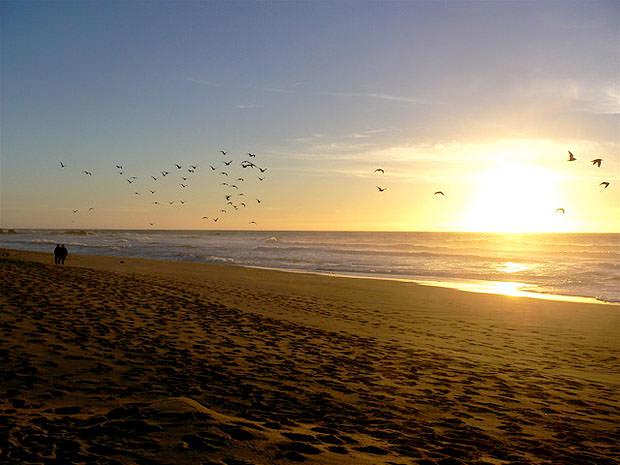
[376,186,387,192]
[223,161,233,166]
[221,172,228,176]
[149,190,155,194]
[149,223,154,226]
[127,179,134,184]
[258,177,264,181]
[116,165,123,169]
[568,151,576,161]
[221,182,229,186]
[153,201,160,205]
[240,202,246,207]
[118,171,123,175]
[59,161,66,168]
[151,176,158,181]
[181,176,188,181]
[249,221,257,224]
[434,191,445,196]
[202,216,209,220]
[210,165,216,171]
[225,195,231,201]
[233,205,238,210]
[169,201,175,205]
[238,193,245,196]
[180,200,186,204]
[237,177,244,181]
[600,182,610,188]
[231,184,238,189]
[556,208,565,214]
[72,209,78,214]
[591,158,603,167]
[220,150,227,156]
[180,184,187,188]
[259,167,267,173]
[88,207,94,212]
[219,209,226,213]
[188,169,195,173]
[227,201,233,205]
[213,217,219,222]
[134,192,140,195]
[248,153,256,157]
[374,168,384,173]
[82,170,92,176]
[175,164,182,169]
[256,198,261,203]
[191,165,197,169]
[162,170,170,176]
[129,176,137,180]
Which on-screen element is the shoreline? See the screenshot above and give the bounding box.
[2,246,616,306]
[2,246,619,464]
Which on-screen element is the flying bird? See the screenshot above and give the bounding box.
[149,190,155,194]
[237,177,244,181]
[225,195,231,201]
[220,150,227,156]
[213,217,219,222]
[175,164,182,169]
[434,191,445,196]
[210,165,216,171]
[248,153,256,157]
[180,200,185,204]
[221,182,229,186]
[221,172,229,176]
[259,167,267,173]
[181,176,188,181]
[59,161,66,168]
[256,198,261,203]
[258,177,264,181]
[223,161,233,166]
[374,168,384,174]
[568,151,576,162]
[249,221,257,224]
[600,182,610,188]
[191,165,197,169]
[180,184,187,188]
[169,201,175,205]
[219,209,227,213]
[227,201,233,205]
[116,165,123,169]
[188,169,195,173]
[376,186,387,192]
[202,216,209,220]
[591,158,603,167]
[231,184,238,189]
[127,179,134,184]
[151,176,158,181]
[556,208,565,214]
[82,170,92,176]
[88,207,94,212]
[149,223,154,226]
[153,202,160,205]
[240,202,246,207]
[72,210,78,214]
[134,192,140,195]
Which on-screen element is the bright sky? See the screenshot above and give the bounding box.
[1,0,618,232]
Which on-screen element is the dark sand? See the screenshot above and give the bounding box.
[1,248,619,465]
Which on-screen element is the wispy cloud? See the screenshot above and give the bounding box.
[186,77,223,87]
[235,104,261,109]
[321,91,436,105]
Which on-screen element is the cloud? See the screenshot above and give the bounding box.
[186,77,223,87]
[235,104,261,109]
[321,91,436,105]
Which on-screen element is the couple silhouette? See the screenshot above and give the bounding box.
[54,244,68,265]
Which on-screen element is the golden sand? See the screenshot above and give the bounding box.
[1,248,619,464]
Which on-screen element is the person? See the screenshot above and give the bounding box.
[53,244,61,264]
[59,244,68,265]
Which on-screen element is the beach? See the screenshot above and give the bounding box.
[1,247,619,465]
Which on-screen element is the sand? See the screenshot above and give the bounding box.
[1,248,619,465]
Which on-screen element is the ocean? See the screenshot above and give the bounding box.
[1,230,618,303]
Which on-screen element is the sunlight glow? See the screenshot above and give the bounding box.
[462,161,573,233]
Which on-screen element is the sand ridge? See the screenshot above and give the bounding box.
[1,250,619,464]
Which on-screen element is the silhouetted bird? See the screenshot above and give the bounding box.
[180,200,185,204]
[88,207,94,212]
[241,202,246,207]
[116,165,123,169]
[59,161,66,168]
[600,182,610,188]
[376,186,387,192]
[134,192,140,195]
[72,210,78,213]
[248,153,256,157]
[151,176,158,181]
[82,170,92,176]
[237,177,244,181]
[213,217,219,222]
[259,167,267,173]
[258,177,264,181]
[568,151,576,161]
[176,164,182,169]
[180,184,187,188]
[231,184,238,189]
[210,165,216,171]
[249,221,257,224]
[149,190,155,194]
[374,168,384,173]
[256,198,261,203]
[225,195,231,201]
[127,179,134,184]
[223,161,233,166]
[434,191,445,196]
[221,172,228,176]
[202,216,209,219]
[592,158,603,167]
[222,182,229,186]
[556,208,565,214]
[161,171,169,176]
[220,150,227,156]
[153,201,160,205]
[219,209,226,213]
[182,177,188,181]
[169,201,175,205]
[191,165,197,169]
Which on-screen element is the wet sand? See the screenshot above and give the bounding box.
[1,248,619,465]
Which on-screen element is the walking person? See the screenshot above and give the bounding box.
[53,244,61,264]
[59,244,68,265]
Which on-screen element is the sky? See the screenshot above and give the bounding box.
[1,0,618,232]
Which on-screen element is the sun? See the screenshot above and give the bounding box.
[462,163,571,233]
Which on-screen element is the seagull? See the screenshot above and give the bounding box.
[72,209,78,214]
[240,202,246,207]
[231,184,238,189]
[227,201,233,205]
[258,177,264,181]
[153,201,160,205]
[591,158,603,167]
[210,165,216,171]
[238,193,245,196]
[376,186,387,192]
[116,165,123,169]
[127,179,134,184]
[374,168,384,173]
[202,216,209,220]
[213,217,219,222]
[88,207,94,212]
[129,176,137,180]
[249,221,257,224]
[175,164,182,169]
[221,182,229,186]
[191,165,197,169]
[248,153,256,157]
[221,172,228,176]
[259,167,267,173]
[600,182,610,188]
[149,223,154,226]
[237,177,244,181]
[149,190,155,194]
[134,192,140,195]
[161,171,169,176]
[180,200,185,204]
[219,209,226,213]
[256,198,261,203]
[59,161,66,168]
[180,184,187,188]
[556,208,565,214]
[169,201,175,205]
[188,169,195,173]
[220,150,227,156]
[233,205,238,210]
[181,177,188,181]
[434,191,445,196]
[225,195,231,201]
[151,176,158,181]
[223,161,233,166]
[82,170,92,176]
[568,151,576,162]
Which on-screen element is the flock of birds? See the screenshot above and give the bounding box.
[59,151,269,227]
[373,151,610,216]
